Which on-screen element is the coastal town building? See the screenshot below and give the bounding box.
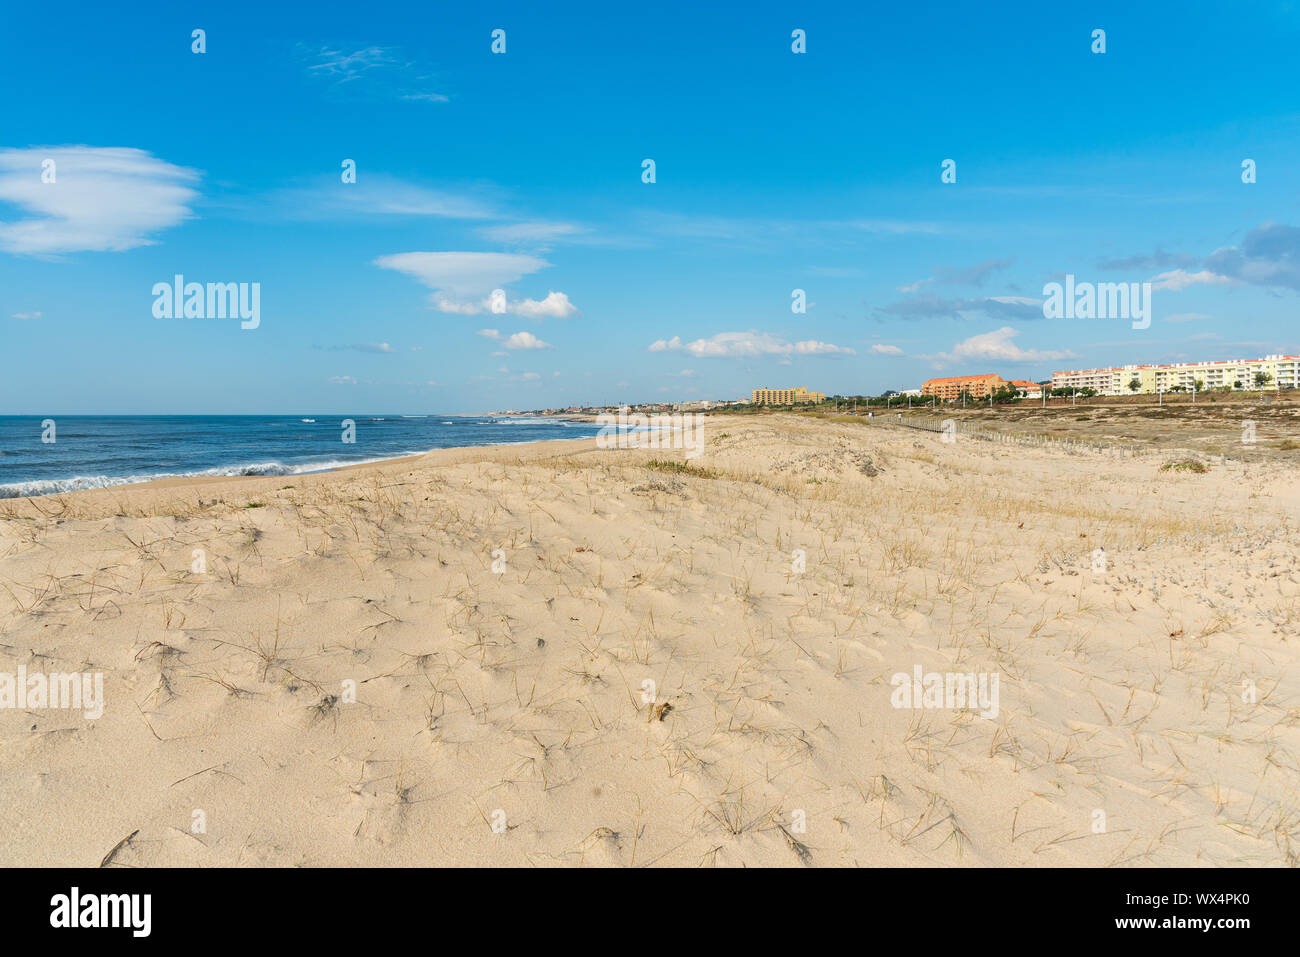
[1052,354,1300,395]
[751,387,825,405]
[673,399,741,411]
[921,374,1007,400]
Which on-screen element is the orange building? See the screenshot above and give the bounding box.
[921,374,1007,400]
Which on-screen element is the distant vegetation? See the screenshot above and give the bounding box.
[1159,459,1210,474]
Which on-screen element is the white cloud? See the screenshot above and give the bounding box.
[792,339,854,355]
[871,344,904,355]
[0,146,199,255]
[478,329,553,350]
[11,311,41,320]
[503,331,552,350]
[328,375,358,384]
[649,330,854,358]
[479,221,583,243]
[1149,269,1235,291]
[300,45,450,104]
[304,45,396,81]
[276,176,496,221]
[511,290,579,319]
[433,297,489,315]
[920,326,1074,369]
[374,250,548,300]
[374,251,578,317]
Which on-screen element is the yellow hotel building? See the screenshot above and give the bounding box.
[751,387,825,405]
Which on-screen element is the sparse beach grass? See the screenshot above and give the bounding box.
[1,413,1297,867]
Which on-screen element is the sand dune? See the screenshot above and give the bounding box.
[1,415,1297,866]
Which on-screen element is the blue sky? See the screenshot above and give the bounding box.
[3,0,1299,413]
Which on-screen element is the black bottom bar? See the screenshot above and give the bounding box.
[0,866,1276,943]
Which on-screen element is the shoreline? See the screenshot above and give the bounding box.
[0,423,612,504]
[0,432,609,511]
[0,414,714,505]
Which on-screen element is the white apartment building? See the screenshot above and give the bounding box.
[1052,354,1300,395]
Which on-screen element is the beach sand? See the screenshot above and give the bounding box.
[1,414,1297,866]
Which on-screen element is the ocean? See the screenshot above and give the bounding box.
[0,415,605,498]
